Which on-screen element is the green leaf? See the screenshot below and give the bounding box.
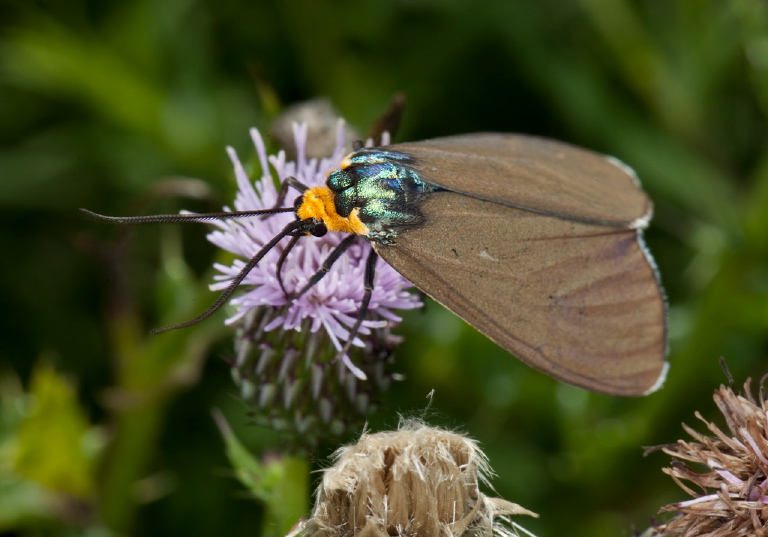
[12,362,101,499]
[213,411,308,537]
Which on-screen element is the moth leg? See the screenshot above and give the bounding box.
[271,176,311,211]
[294,234,357,298]
[337,247,378,360]
[275,234,301,299]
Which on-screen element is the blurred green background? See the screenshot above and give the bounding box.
[2,0,768,536]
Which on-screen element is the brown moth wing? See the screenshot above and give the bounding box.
[391,134,651,227]
[373,192,667,396]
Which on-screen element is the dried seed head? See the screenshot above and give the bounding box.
[301,422,537,537]
[650,379,768,536]
[270,98,360,160]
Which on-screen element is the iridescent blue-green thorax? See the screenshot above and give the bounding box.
[327,149,439,243]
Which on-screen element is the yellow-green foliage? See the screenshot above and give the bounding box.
[13,363,99,499]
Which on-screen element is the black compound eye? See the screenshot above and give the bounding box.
[293,195,304,211]
[310,222,327,237]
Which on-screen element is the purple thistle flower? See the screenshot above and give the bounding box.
[208,121,421,440]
